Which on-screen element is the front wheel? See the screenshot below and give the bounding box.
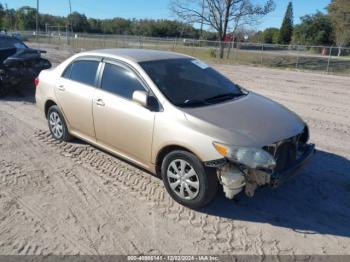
[161,150,219,208]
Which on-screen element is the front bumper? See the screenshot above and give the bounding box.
[270,143,316,187]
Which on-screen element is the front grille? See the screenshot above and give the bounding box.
[263,127,308,172]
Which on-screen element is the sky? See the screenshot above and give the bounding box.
[3,0,331,31]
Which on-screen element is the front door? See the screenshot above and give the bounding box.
[93,61,155,166]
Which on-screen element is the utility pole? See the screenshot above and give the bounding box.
[36,0,39,41]
[68,0,72,30]
[68,0,72,15]
[67,0,73,44]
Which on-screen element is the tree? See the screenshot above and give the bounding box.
[16,6,37,30]
[292,12,334,46]
[2,8,17,29]
[0,4,4,28]
[171,0,275,58]
[262,27,279,43]
[88,18,102,34]
[328,0,350,55]
[68,12,90,32]
[278,1,293,44]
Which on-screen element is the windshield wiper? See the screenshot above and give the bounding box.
[205,93,244,104]
[176,99,209,107]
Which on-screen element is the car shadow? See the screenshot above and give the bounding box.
[45,135,350,239]
[200,149,350,238]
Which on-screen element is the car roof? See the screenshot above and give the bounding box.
[83,48,191,63]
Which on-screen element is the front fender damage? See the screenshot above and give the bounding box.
[214,142,316,199]
[216,164,271,199]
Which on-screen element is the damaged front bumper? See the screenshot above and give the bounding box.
[270,143,315,187]
[207,143,316,199]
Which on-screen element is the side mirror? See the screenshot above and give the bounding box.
[132,90,148,108]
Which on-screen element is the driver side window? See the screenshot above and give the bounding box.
[101,63,146,100]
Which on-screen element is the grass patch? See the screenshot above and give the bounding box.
[29,36,350,75]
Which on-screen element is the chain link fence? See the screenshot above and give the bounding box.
[20,31,350,76]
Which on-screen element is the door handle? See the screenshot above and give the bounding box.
[95,99,105,106]
[57,85,65,91]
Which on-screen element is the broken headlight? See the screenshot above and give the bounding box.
[213,142,276,169]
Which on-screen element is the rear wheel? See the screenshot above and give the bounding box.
[0,83,8,97]
[161,150,219,208]
[47,105,72,141]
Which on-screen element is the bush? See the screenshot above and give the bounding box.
[209,48,216,58]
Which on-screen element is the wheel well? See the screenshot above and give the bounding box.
[155,145,197,176]
[44,100,57,118]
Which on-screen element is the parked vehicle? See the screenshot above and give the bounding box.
[35,49,315,208]
[11,32,27,42]
[0,35,51,95]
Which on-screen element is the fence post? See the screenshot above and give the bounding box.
[260,43,264,65]
[295,46,299,70]
[192,38,196,55]
[235,42,240,64]
[326,46,333,74]
[216,41,220,58]
[174,37,178,51]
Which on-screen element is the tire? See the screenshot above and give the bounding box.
[0,83,8,97]
[47,105,72,141]
[161,150,219,208]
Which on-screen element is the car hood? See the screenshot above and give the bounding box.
[182,92,305,147]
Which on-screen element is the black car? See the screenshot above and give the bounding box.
[0,34,51,95]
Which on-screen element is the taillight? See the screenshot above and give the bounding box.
[34,77,39,87]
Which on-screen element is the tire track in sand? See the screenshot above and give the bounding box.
[33,129,281,255]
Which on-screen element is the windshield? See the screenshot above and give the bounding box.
[140,58,245,107]
[0,37,27,50]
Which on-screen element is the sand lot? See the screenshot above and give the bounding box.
[0,45,350,255]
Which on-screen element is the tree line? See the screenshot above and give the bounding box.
[252,0,350,49]
[0,0,349,51]
[0,5,211,39]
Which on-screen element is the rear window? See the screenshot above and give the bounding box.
[0,37,27,49]
[62,63,73,79]
[67,60,99,86]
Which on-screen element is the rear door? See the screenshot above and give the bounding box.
[92,61,155,166]
[55,57,100,139]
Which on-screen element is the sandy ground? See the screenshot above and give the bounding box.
[0,44,350,256]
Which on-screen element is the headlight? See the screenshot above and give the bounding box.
[213,142,276,169]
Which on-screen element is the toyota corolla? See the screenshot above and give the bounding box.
[35,49,315,208]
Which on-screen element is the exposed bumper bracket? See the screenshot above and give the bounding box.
[270,143,316,187]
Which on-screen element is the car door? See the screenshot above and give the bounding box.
[55,58,100,139]
[93,61,155,167]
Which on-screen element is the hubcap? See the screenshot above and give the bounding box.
[166,159,200,200]
[49,111,63,139]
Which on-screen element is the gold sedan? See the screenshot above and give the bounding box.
[35,49,315,208]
